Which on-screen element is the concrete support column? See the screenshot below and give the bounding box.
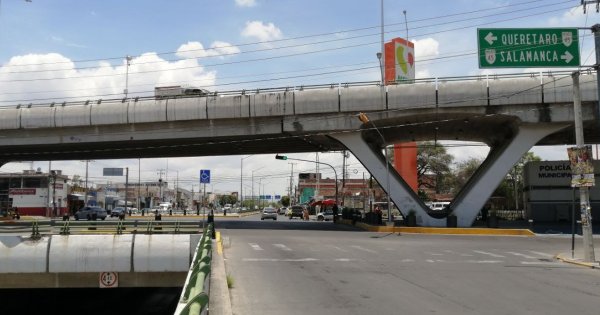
[451,123,569,227]
[330,132,445,227]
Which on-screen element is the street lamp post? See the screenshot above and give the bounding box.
[357,112,392,224]
[275,155,338,208]
[252,166,264,210]
[241,155,251,208]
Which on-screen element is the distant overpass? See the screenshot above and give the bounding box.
[0,72,597,227]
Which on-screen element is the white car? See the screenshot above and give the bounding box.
[261,207,277,220]
[317,209,335,221]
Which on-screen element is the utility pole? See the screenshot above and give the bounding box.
[125,167,129,214]
[572,72,595,262]
[288,162,297,204]
[138,158,141,210]
[157,169,165,202]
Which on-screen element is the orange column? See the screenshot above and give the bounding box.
[393,142,418,192]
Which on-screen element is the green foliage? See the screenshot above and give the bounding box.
[280,196,290,207]
[417,141,454,193]
[226,274,234,288]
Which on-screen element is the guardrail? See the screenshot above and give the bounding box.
[0,219,207,236]
[175,223,214,315]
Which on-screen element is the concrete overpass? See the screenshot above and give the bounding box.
[0,72,598,227]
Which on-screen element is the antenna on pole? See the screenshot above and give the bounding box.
[403,10,408,41]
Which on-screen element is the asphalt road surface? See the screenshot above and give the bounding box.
[220,214,600,315]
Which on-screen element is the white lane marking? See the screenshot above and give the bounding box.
[243,258,278,262]
[331,246,348,252]
[426,259,436,263]
[473,250,505,258]
[506,251,537,259]
[335,258,358,262]
[273,244,292,251]
[350,245,377,254]
[248,243,263,251]
[465,260,504,264]
[401,259,415,263]
[520,261,559,266]
[242,258,319,262]
[528,251,554,258]
[461,254,474,257]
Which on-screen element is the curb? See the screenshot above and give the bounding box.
[340,220,535,236]
[209,231,233,315]
[556,253,599,269]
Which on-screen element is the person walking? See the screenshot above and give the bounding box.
[332,204,339,223]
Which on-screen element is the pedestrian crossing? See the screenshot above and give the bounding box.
[240,242,563,266]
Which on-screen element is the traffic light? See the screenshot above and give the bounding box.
[275,154,288,160]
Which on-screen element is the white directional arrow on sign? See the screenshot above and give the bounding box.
[561,51,573,63]
[485,32,497,45]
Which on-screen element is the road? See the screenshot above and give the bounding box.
[220,214,600,315]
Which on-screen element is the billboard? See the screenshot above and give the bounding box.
[384,37,418,192]
[567,145,595,187]
[384,37,415,84]
[103,168,123,176]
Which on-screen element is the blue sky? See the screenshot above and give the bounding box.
[0,0,597,198]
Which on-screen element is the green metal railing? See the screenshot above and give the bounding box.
[175,223,213,315]
[0,219,206,236]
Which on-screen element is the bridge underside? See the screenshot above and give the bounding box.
[0,102,598,163]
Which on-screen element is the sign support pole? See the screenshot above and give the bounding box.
[203,183,206,230]
[572,72,595,263]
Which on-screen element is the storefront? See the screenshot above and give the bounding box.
[523,160,600,222]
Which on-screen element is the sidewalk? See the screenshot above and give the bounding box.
[556,251,600,269]
[209,232,233,315]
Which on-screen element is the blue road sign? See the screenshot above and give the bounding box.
[200,170,211,184]
[275,195,281,199]
[266,195,272,200]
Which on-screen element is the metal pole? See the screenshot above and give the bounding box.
[125,55,132,98]
[380,0,385,83]
[125,167,129,214]
[572,72,595,262]
[84,160,89,206]
[572,187,576,259]
[203,183,206,230]
[138,158,141,210]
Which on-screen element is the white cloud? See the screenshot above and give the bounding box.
[413,38,439,59]
[0,45,221,104]
[235,0,257,7]
[176,41,240,59]
[241,21,282,42]
[547,7,586,26]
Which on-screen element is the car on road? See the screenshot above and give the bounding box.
[261,207,278,220]
[278,207,288,215]
[110,207,127,217]
[289,205,305,219]
[74,206,108,220]
[317,209,336,221]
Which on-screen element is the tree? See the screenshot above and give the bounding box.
[494,151,541,209]
[280,196,290,207]
[417,142,454,194]
[451,157,484,193]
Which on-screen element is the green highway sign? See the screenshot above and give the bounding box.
[478,28,580,68]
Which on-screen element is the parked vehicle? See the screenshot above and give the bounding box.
[74,206,108,220]
[110,207,126,217]
[278,207,288,215]
[289,205,305,219]
[317,209,335,221]
[261,207,278,220]
[430,202,450,211]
